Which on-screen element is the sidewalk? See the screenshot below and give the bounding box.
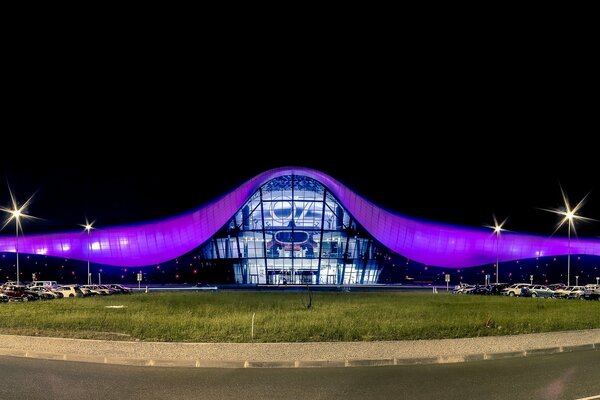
[1,329,599,368]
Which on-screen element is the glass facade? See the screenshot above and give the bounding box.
[198,175,386,284]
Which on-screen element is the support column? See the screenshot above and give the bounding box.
[316,189,327,284]
[259,188,268,284]
[340,235,350,285]
[360,239,371,284]
[213,238,220,259]
[291,174,295,283]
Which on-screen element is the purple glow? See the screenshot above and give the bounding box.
[1,167,599,268]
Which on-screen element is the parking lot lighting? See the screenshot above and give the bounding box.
[1,186,38,285]
[79,219,95,285]
[540,185,594,286]
[486,215,507,284]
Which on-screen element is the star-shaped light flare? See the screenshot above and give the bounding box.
[0,185,40,234]
[485,214,508,237]
[79,218,96,233]
[486,214,508,284]
[540,185,595,237]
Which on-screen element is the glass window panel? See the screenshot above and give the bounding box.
[198,174,381,285]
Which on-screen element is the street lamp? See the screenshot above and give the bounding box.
[541,185,593,287]
[597,277,599,285]
[79,218,95,285]
[1,187,37,286]
[575,275,579,286]
[486,215,507,284]
[12,209,21,285]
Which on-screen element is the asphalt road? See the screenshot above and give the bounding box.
[1,350,598,400]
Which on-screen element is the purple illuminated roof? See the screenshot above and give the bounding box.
[1,167,599,268]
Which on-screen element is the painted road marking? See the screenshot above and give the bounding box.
[575,395,600,400]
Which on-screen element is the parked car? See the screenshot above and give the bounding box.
[526,285,555,298]
[452,283,475,294]
[81,285,111,296]
[554,286,585,299]
[98,285,119,294]
[1,284,31,301]
[548,283,566,291]
[108,284,132,294]
[488,283,510,295]
[583,285,600,300]
[78,286,95,297]
[501,283,531,297]
[567,286,585,299]
[29,286,61,299]
[472,285,492,295]
[195,283,218,291]
[28,281,59,289]
[54,285,84,298]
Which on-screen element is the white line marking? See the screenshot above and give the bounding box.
[575,395,600,400]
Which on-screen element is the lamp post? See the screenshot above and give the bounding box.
[80,219,95,286]
[494,228,501,284]
[487,215,507,284]
[567,212,573,287]
[1,188,37,286]
[575,275,579,286]
[15,212,20,285]
[541,186,592,287]
[597,277,599,285]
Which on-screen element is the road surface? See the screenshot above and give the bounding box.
[0,350,598,399]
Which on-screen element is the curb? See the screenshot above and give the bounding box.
[0,343,597,369]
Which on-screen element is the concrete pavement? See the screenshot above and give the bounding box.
[1,329,599,368]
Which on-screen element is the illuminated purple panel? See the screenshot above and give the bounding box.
[1,167,600,268]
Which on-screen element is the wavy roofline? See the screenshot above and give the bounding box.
[0,166,599,267]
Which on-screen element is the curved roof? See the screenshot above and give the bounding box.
[1,167,599,267]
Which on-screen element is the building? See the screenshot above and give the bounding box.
[1,167,600,285]
[198,174,385,284]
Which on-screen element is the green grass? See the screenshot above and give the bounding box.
[0,292,598,342]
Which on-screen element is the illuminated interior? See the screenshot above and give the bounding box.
[199,175,385,284]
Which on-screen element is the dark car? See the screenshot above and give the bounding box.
[108,284,133,294]
[472,285,492,295]
[488,283,510,295]
[1,284,31,301]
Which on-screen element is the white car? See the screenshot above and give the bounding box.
[567,286,585,299]
[28,281,59,289]
[554,286,584,299]
[81,285,112,295]
[583,285,600,300]
[501,283,531,296]
[54,285,84,298]
[28,286,61,299]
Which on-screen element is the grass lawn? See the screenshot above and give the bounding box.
[0,291,598,342]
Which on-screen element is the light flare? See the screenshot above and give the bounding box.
[0,185,40,233]
[79,218,95,233]
[485,214,508,236]
[540,184,595,237]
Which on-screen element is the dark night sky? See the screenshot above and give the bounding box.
[1,134,598,239]
[1,54,598,240]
